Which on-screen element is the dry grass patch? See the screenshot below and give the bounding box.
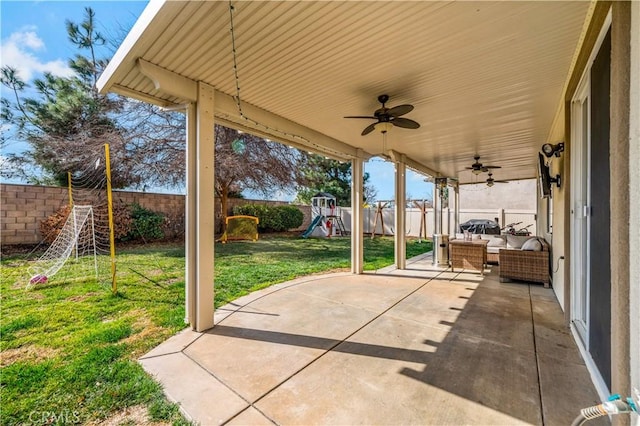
[1,345,60,367]
[89,404,170,426]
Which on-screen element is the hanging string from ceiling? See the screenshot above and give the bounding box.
[227,1,350,160]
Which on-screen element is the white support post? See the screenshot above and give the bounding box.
[433,179,440,234]
[185,103,197,326]
[395,157,406,269]
[454,182,460,233]
[192,82,216,332]
[351,153,364,274]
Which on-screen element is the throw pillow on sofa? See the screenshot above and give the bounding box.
[486,235,507,247]
[521,237,543,251]
[506,234,531,249]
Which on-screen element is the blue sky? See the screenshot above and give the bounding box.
[0,0,432,202]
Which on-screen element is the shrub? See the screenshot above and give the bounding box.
[276,205,304,230]
[39,205,72,244]
[40,204,131,244]
[232,204,304,232]
[124,204,165,241]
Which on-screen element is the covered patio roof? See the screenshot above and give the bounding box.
[97,0,592,184]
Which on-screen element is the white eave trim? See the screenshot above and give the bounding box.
[137,59,197,101]
[106,56,369,161]
[387,149,440,178]
[96,0,166,94]
[214,90,367,161]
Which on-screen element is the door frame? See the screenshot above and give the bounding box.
[568,9,611,399]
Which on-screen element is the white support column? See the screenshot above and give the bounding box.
[395,157,406,269]
[433,179,440,234]
[193,82,216,331]
[351,153,364,274]
[454,182,460,233]
[185,103,197,325]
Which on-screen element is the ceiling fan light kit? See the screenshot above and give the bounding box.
[466,155,501,175]
[375,122,394,134]
[485,172,508,187]
[344,94,420,136]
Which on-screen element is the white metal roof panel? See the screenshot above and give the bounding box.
[98,0,592,183]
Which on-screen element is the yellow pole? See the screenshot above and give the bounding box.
[68,171,78,259]
[104,144,117,293]
[67,171,73,209]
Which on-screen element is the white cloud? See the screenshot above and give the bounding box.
[1,27,73,81]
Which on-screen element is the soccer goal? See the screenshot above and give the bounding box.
[27,205,97,289]
[220,215,259,243]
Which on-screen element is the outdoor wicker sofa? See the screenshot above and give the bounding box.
[498,237,550,287]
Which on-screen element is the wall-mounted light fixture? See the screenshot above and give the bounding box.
[541,142,565,158]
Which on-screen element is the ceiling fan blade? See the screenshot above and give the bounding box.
[387,104,414,117]
[391,117,420,129]
[361,122,377,136]
[344,115,377,119]
[482,165,502,171]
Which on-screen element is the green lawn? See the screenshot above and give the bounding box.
[0,236,431,425]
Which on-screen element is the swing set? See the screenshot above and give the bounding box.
[369,199,430,242]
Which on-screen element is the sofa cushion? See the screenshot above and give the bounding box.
[521,237,543,251]
[506,234,531,249]
[486,235,507,247]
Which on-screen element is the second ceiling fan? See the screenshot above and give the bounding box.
[466,155,501,175]
[344,94,420,136]
[486,172,509,187]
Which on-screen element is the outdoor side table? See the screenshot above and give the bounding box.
[449,239,489,275]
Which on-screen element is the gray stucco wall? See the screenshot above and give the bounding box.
[459,178,536,210]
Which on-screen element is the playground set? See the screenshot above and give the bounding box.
[301,193,432,241]
[301,192,348,238]
[369,200,430,241]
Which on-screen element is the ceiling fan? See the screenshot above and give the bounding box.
[466,155,501,175]
[486,172,509,187]
[344,94,420,136]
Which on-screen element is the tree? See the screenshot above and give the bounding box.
[295,156,377,206]
[0,6,316,230]
[214,126,302,226]
[1,7,306,204]
[0,7,183,189]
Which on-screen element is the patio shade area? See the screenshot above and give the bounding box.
[140,255,604,425]
[97,1,592,183]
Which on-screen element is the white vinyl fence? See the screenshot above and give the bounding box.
[339,207,536,237]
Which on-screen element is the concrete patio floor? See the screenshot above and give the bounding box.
[141,253,605,425]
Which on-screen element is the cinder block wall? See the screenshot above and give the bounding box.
[1,184,68,245]
[1,183,311,246]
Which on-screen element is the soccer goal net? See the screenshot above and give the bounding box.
[220,215,259,243]
[27,205,97,289]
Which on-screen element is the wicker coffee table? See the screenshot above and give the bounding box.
[449,239,488,275]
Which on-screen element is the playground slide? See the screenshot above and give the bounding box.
[302,215,323,238]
